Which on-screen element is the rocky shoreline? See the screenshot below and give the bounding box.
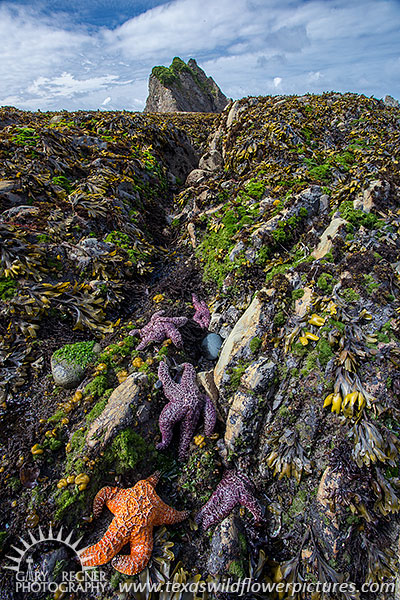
[0,93,400,599]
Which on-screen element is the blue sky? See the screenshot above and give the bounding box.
[1,0,399,111]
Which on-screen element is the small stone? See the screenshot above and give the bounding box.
[51,359,85,389]
[201,333,223,360]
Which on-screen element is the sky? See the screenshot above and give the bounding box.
[0,0,399,112]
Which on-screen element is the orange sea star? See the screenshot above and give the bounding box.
[79,472,189,575]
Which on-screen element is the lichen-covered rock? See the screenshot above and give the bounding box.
[207,514,244,577]
[86,372,147,451]
[225,359,277,452]
[214,289,274,389]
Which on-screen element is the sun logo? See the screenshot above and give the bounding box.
[4,525,84,577]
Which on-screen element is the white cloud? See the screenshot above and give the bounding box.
[27,72,132,99]
[0,0,399,111]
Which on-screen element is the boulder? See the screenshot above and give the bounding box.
[85,373,148,452]
[312,217,347,260]
[353,179,390,213]
[201,333,223,360]
[51,343,101,389]
[207,514,244,577]
[51,358,86,390]
[214,291,272,389]
[384,95,399,108]
[225,359,277,452]
[185,169,211,186]
[198,150,223,172]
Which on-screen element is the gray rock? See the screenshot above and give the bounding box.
[185,169,210,186]
[80,238,113,256]
[67,238,113,266]
[199,150,223,172]
[197,369,219,403]
[201,333,223,360]
[1,206,40,221]
[226,100,247,129]
[207,514,244,577]
[384,95,399,108]
[49,114,66,124]
[86,372,148,452]
[209,312,224,334]
[0,180,16,193]
[225,359,277,451]
[228,241,244,262]
[73,136,107,150]
[353,179,390,213]
[51,357,86,389]
[144,58,228,113]
[51,342,101,389]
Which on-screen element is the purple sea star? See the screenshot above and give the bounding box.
[129,310,188,350]
[192,294,211,329]
[196,469,263,530]
[157,360,216,461]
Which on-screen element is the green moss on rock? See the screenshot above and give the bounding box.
[53,340,97,368]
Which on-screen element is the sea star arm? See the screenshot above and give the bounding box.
[79,517,129,567]
[178,408,201,460]
[150,310,165,321]
[157,402,188,450]
[169,316,188,327]
[158,361,181,400]
[192,294,211,328]
[136,338,151,351]
[238,487,263,523]
[146,471,161,487]
[196,490,234,531]
[112,528,154,576]
[163,322,184,347]
[179,362,197,387]
[203,395,216,436]
[152,498,190,526]
[92,486,120,518]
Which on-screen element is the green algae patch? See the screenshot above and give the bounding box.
[0,277,17,300]
[53,340,97,368]
[103,429,147,474]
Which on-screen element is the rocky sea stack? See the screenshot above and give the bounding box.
[1,92,400,598]
[144,56,228,113]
